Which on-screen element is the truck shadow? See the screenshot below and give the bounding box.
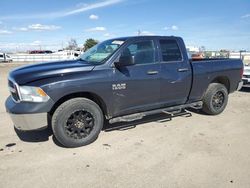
[186,108,207,115]
[14,127,65,147]
[103,111,192,132]
[14,111,192,147]
[14,126,53,143]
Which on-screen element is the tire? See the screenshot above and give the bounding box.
[202,83,228,115]
[52,98,104,148]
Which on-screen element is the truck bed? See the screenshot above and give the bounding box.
[188,58,243,103]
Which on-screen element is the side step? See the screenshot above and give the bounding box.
[109,101,202,124]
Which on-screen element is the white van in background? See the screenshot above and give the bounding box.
[242,65,250,87]
[0,53,13,62]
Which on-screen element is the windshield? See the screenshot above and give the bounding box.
[80,39,125,64]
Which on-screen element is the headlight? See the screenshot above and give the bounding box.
[19,86,50,102]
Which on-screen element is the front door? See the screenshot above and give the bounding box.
[112,39,160,117]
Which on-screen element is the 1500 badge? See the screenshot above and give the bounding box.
[112,83,126,90]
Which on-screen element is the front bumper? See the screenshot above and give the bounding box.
[5,96,54,131]
[8,112,48,131]
[242,78,250,87]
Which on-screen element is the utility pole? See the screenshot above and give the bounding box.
[137,30,141,36]
[240,50,246,60]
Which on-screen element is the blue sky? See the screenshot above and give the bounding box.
[0,0,250,51]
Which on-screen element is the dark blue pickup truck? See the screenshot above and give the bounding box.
[6,36,243,147]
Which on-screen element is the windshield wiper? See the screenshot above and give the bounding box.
[79,58,90,63]
[79,58,100,65]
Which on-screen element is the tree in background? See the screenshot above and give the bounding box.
[84,39,98,52]
[204,51,212,58]
[66,38,78,50]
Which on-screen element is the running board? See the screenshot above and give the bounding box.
[109,101,203,124]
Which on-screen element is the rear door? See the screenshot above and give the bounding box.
[157,38,192,107]
[112,38,161,116]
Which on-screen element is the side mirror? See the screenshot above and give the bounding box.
[115,54,134,67]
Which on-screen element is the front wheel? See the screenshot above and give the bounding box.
[52,98,104,148]
[202,83,228,115]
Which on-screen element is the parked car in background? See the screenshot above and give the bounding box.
[191,53,205,60]
[0,53,13,63]
[29,50,53,54]
[242,65,250,87]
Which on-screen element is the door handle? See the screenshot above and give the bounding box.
[147,70,159,75]
[178,68,189,72]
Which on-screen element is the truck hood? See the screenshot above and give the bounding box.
[9,60,95,85]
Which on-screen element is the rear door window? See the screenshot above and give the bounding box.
[159,40,182,62]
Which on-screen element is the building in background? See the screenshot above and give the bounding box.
[186,46,200,53]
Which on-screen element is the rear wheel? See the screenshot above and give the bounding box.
[202,83,228,115]
[52,98,103,148]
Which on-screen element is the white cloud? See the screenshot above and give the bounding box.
[76,3,88,8]
[65,0,122,16]
[14,27,29,31]
[86,26,106,32]
[19,27,28,31]
[89,14,99,20]
[104,33,111,37]
[164,25,179,31]
[242,14,250,18]
[30,40,42,45]
[0,29,12,34]
[171,25,179,30]
[28,24,61,31]
[0,0,123,20]
[13,24,61,32]
[103,33,116,38]
[140,31,155,36]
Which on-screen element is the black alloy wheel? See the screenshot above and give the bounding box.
[65,110,94,139]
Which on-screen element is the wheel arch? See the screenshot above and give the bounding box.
[49,91,110,119]
[211,76,230,92]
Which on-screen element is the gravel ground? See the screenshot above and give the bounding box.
[0,64,250,188]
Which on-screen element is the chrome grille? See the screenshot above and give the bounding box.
[243,75,250,78]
